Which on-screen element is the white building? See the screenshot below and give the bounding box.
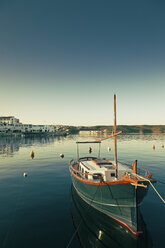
[0,116,66,135]
[0,116,20,125]
[22,124,56,133]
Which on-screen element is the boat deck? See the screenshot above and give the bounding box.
[74,157,133,182]
[70,157,152,184]
[80,159,114,171]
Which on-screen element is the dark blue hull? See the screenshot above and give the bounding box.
[70,184,152,247]
[71,173,148,234]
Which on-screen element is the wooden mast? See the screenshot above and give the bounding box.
[114,94,118,178]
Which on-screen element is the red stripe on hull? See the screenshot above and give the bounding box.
[108,215,143,238]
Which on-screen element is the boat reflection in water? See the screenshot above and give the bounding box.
[70,184,152,248]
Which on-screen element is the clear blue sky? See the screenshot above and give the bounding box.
[0,0,165,126]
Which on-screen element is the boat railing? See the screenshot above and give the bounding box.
[70,159,152,182]
[118,160,152,179]
[137,167,152,178]
[122,168,152,181]
[78,157,97,162]
[70,159,75,166]
[69,161,102,182]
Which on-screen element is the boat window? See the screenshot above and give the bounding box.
[82,168,84,174]
[97,162,112,165]
[93,173,103,180]
[111,173,115,177]
[85,171,89,179]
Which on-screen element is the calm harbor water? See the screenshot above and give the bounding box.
[0,134,165,248]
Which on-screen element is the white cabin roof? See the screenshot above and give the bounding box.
[80,159,115,173]
[79,159,132,174]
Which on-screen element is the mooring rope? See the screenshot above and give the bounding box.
[66,183,101,248]
[134,174,165,204]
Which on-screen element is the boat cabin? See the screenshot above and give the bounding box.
[78,158,116,182]
[78,158,133,182]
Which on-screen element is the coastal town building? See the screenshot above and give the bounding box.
[0,116,20,125]
[23,124,56,133]
[0,116,66,136]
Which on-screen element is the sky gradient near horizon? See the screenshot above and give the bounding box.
[0,0,165,126]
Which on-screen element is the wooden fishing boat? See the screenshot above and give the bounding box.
[69,94,154,236]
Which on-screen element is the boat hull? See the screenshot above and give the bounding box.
[70,172,148,235]
[70,184,152,247]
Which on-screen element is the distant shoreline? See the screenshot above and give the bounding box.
[77,125,165,134]
[68,125,165,135]
[0,125,165,137]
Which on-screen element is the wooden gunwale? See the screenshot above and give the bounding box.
[69,165,138,185]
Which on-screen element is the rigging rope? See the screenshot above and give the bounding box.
[135,174,165,204]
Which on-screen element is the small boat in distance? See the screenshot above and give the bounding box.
[69,94,155,236]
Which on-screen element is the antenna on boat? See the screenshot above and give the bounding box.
[114,94,118,178]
